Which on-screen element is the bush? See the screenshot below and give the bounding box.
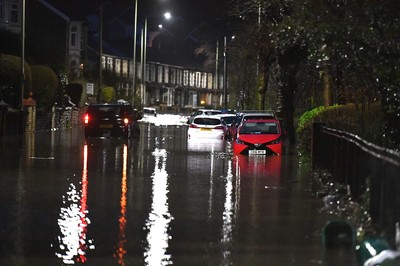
[31,65,58,110]
[296,103,384,161]
[0,54,32,108]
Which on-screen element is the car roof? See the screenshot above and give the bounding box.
[193,115,223,120]
[242,118,280,123]
[88,103,131,107]
[241,113,276,119]
[214,113,236,117]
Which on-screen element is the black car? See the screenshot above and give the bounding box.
[84,103,142,138]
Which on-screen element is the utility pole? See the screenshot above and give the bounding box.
[214,40,219,108]
[98,5,103,102]
[19,0,26,134]
[223,36,227,109]
[132,0,137,107]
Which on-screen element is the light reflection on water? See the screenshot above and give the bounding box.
[55,143,94,264]
[221,159,235,265]
[144,148,173,266]
[114,144,128,265]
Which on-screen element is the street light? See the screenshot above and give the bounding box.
[140,11,171,106]
[223,35,235,109]
[132,0,138,107]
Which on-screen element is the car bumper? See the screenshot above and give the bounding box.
[233,142,283,155]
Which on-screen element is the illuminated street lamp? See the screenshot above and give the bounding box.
[140,11,171,106]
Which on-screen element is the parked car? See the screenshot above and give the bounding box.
[215,113,236,140]
[229,111,277,140]
[187,115,227,140]
[233,118,284,155]
[84,103,142,138]
[187,109,223,124]
[143,107,157,117]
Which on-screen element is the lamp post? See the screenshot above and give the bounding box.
[20,0,26,111]
[223,36,227,109]
[140,18,147,106]
[140,12,171,106]
[223,35,234,109]
[132,0,137,107]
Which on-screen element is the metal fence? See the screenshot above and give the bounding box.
[312,123,400,246]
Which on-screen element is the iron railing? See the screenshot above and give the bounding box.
[312,123,400,245]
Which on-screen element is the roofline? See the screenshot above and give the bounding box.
[37,0,70,22]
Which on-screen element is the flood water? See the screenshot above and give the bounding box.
[0,121,358,265]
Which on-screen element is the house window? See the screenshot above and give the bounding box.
[195,72,201,88]
[183,70,188,86]
[164,67,169,84]
[189,72,195,87]
[70,26,77,47]
[11,3,19,23]
[157,65,163,83]
[107,57,113,70]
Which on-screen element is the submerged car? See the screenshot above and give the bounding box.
[233,118,284,155]
[143,107,157,117]
[187,115,227,140]
[229,111,277,140]
[187,108,222,124]
[84,103,141,138]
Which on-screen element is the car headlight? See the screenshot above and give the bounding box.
[269,139,281,144]
[235,139,245,144]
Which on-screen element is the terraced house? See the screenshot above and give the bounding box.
[0,0,227,110]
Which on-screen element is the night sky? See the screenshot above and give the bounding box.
[51,0,228,26]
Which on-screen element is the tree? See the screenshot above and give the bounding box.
[0,54,32,108]
[101,87,116,103]
[31,65,58,110]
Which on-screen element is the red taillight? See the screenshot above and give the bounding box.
[189,124,198,128]
[214,125,225,130]
[123,118,129,125]
[84,114,89,124]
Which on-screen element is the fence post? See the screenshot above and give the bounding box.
[312,123,323,169]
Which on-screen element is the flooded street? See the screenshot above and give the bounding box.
[0,119,358,265]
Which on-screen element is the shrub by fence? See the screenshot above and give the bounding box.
[312,123,400,246]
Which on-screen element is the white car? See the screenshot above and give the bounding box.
[187,109,222,124]
[143,107,157,117]
[187,115,227,140]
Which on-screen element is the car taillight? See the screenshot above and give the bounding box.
[84,114,89,124]
[123,118,129,125]
[189,124,198,128]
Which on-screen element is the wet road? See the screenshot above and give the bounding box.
[0,121,358,265]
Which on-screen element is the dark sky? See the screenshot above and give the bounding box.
[48,0,227,27]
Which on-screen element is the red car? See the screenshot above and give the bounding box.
[233,118,284,155]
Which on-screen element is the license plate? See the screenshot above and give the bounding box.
[249,150,266,155]
[200,128,212,131]
[100,124,113,129]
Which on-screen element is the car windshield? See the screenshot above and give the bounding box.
[204,111,222,115]
[87,106,131,118]
[193,117,221,126]
[240,122,279,134]
[221,116,235,125]
[143,108,156,115]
